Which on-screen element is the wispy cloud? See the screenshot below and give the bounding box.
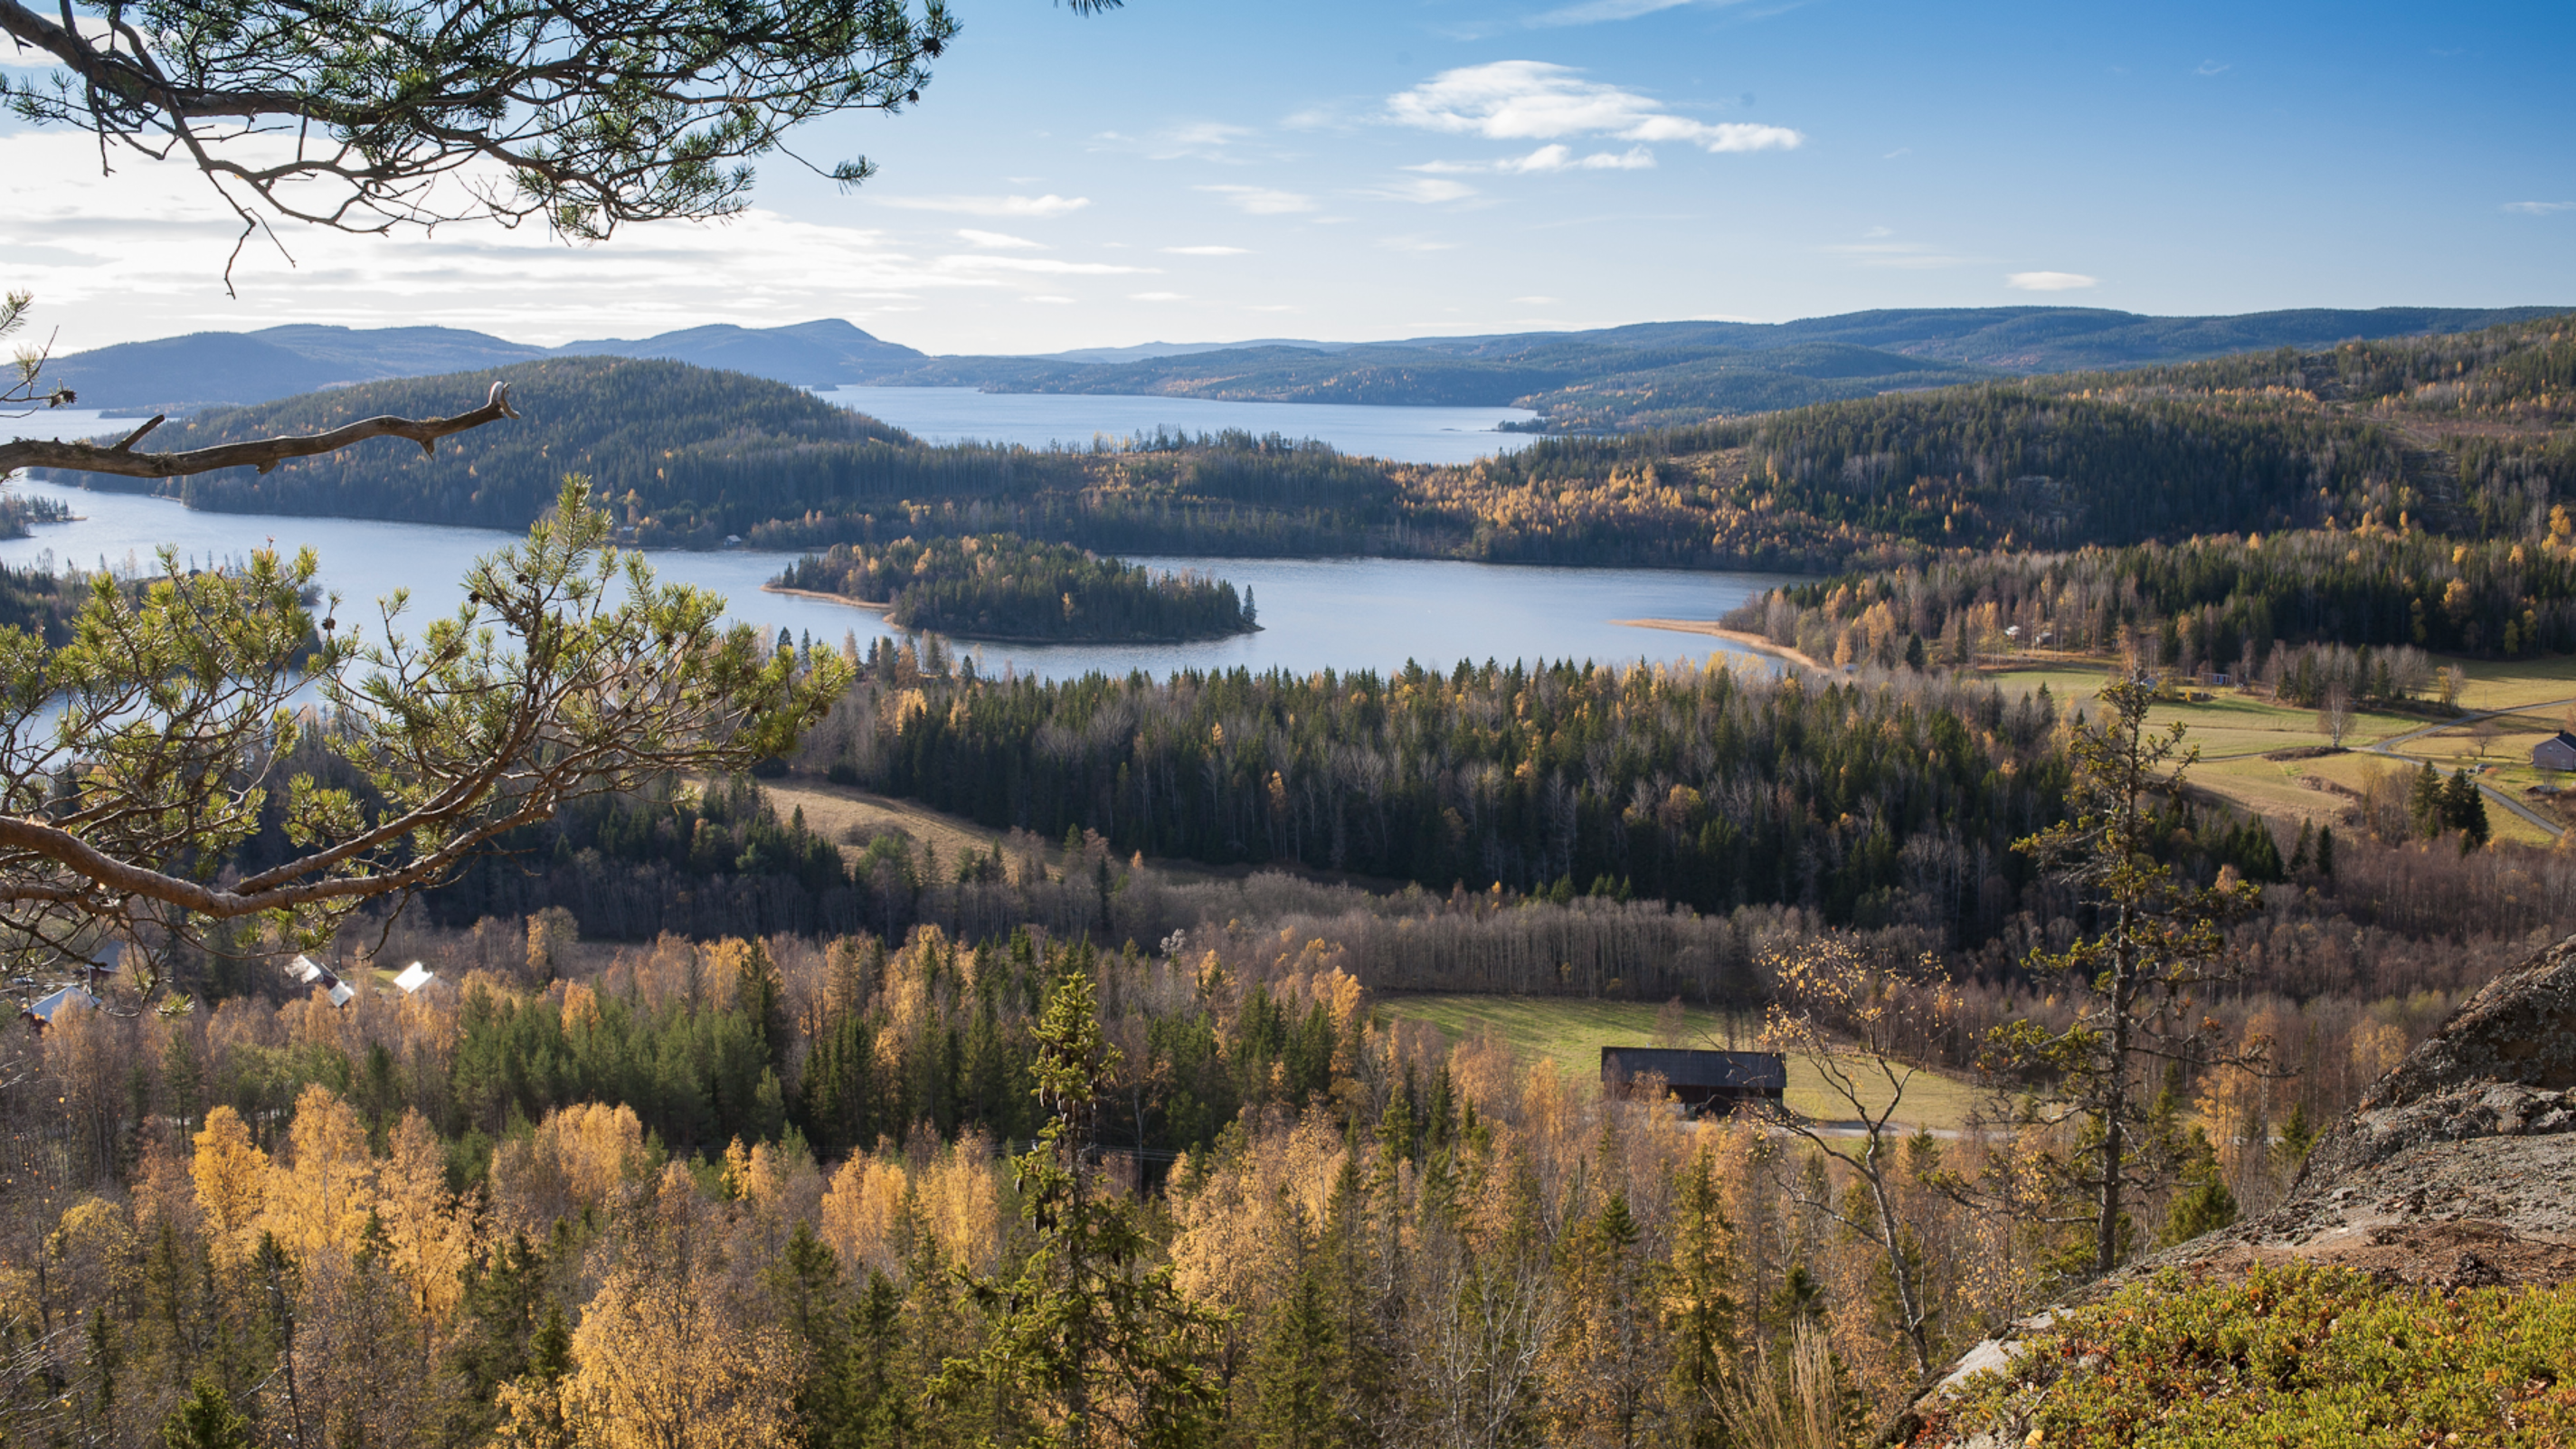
[1514,295,1562,305]
[1362,177,1481,204]
[1528,0,1700,25]
[1028,295,1077,305]
[1198,184,1317,214]
[2193,60,2231,76]
[1387,61,1802,153]
[1827,238,1971,270]
[1411,144,1656,174]
[1163,244,1254,255]
[2504,201,2576,215]
[1378,235,1461,252]
[941,256,1157,276]
[1091,122,1257,163]
[1129,291,1188,300]
[2006,270,2099,291]
[878,194,1091,217]
[957,229,1045,250]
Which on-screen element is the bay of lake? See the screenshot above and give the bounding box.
[0,480,1787,680]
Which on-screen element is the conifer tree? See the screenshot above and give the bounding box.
[929,969,1224,1448]
[1991,674,2261,1276]
[1663,1145,1738,1448]
[159,1375,251,1449]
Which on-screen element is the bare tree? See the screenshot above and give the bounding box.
[1756,938,1955,1380]
[2315,683,2353,749]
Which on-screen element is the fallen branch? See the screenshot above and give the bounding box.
[0,381,518,479]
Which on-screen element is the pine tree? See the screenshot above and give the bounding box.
[835,1270,917,1449]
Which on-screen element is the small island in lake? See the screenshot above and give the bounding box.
[770,533,1260,644]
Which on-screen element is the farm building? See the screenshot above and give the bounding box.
[289,954,356,1008]
[23,985,101,1030]
[1599,1046,1787,1113]
[2533,731,2576,772]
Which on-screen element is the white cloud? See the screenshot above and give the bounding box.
[1245,304,1300,313]
[877,194,1091,217]
[1163,244,1253,255]
[957,229,1045,249]
[1198,185,1317,214]
[1028,295,1077,305]
[1378,235,1460,252]
[2006,270,2099,291]
[1129,291,1187,300]
[2194,60,2231,76]
[1387,62,1803,154]
[1363,177,1481,205]
[2504,201,2576,215]
[1412,144,1656,174]
[1513,295,1561,304]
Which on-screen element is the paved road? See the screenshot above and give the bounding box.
[2353,694,2576,838]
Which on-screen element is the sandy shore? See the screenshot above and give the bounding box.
[762,583,893,611]
[1613,619,1832,673]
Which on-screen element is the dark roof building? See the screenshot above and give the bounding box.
[1599,1046,1788,1113]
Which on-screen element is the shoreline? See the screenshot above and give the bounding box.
[1612,620,1832,673]
[762,583,894,612]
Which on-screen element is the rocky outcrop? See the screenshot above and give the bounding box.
[1893,930,2576,1445]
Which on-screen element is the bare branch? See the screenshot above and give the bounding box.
[0,381,517,479]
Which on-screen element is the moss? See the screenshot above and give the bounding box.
[1923,1262,2576,1446]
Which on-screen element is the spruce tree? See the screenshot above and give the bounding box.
[160,1376,252,1449]
[928,969,1225,1448]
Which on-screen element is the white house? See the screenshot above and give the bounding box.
[393,961,440,994]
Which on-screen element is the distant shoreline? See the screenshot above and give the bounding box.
[1614,620,1829,672]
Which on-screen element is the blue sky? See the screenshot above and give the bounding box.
[4,0,2570,353]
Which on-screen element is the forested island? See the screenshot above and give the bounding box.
[771,534,1256,643]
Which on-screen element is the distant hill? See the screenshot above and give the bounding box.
[551,317,925,384]
[45,318,924,411]
[39,303,2566,426]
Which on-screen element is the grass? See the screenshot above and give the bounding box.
[1371,991,1983,1130]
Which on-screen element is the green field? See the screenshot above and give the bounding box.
[1371,992,1983,1130]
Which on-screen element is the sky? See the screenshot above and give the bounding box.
[4,0,2571,355]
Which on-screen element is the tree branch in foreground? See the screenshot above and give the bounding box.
[0,380,517,480]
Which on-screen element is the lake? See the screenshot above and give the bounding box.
[811,387,1539,465]
[0,481,1788,680]
[17,392,1544,467]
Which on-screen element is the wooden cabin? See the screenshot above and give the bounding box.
[1599,1046,1787,1114]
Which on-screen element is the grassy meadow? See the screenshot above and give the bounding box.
[1371,990,1984,1130]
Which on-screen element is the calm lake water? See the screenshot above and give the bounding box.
[809,387,1541,465]
[0,481,1785,679]
[19,392,1544,467]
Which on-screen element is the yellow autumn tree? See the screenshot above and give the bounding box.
[191,1105,269,1262]
[266,1084,376,1264]
[380,1110,477,1339]
[560,1163,795,1449]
